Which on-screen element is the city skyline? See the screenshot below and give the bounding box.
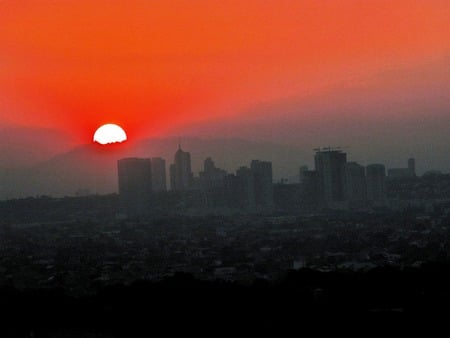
[114,144,436,216]
[1,2,449,333]
[1,1,449,174]
[0,135,447,201]
[118,143,426,190]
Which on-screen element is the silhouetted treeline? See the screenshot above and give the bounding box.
[3,262,450,337]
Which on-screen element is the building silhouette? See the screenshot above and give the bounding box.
[274,181,301,212]
[388,158,416,179]
[299,165,309,183]
[408,158,416,177]
[223,161,273,212]
[237,166,256,210]
[224,166,256,211]
[251,160,273,210]
[199,157,227,190]
[366,164,386,207]
[117,158,152,215]
[299,169,320,208]
[151,157,167,192]
[344,162,367,209]
[314,149,347,208]
[197,157,227,207]
[170,145,193,191]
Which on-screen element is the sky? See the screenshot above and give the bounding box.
[0,0,449,171]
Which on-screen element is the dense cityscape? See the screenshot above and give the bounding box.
[2,146,450,288]
[1,146,450,336]
[2,0,449,335]
[116,145,449,216]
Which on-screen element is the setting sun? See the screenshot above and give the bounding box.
[93,124,127,145]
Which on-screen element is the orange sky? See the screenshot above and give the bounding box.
[1,0,449,143]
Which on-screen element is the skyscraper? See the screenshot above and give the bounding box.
[314,149,347,208]
[170,145,193,191]
[197,157,228,208]
[388,158,417,179]
[345,162,367,209]
[204,157,215,173]
[408,158,416,177]
[251,160,273,209]
[299,165,309,183]
[151,157,167,192]
[117,158,152,215]
[199,157,227,190]
[236,166,256,210]
[224,166,256,211]
[299,169,319,208]
[366,164,386,207]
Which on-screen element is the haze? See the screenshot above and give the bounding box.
[0,1,449,198]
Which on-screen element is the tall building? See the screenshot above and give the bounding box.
[299,170,320,208]
[197,157,227,207]
[388,158,416,179]
[117,158,152,215]
[151,157,167,192]
[366,164,386,207]
[273,182,301,212]
[299,165,309,183]
[204,157,215,173]
[344,162,367,209]
[199,157,227,190]
[251,160,273,209]
[314,149,347,208]
[170,145,193,191]
[223,166,256,210]
[408,158,416,177]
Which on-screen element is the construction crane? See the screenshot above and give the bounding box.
[313,146,349,152]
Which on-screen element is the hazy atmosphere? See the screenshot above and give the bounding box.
[2,2,450,335]
[1,0,449,199]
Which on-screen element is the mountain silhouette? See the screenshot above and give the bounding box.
[0,127,75,169]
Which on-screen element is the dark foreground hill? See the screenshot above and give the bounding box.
[2,264,450,337]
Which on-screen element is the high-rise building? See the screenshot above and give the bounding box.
[204,157,215,173]
[170,145,193,191]
[299,170,320,208]
[197,157,228,207]
[299,165,309,183]
[345,162,367,209]
[314,149,347,207]
[222,167,252,210]
[117,158,152,215]
[366,164,386,207]
[408,158,416,177]
[236,166,256,210]
[251,160,273,209]
[169,163,176,191]
[199,157,227,190]
[273,182,301,212]
[151,157,167,192]
[388,158,416,179]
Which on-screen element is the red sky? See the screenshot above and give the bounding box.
[1,0,449,144]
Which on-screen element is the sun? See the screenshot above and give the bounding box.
[93,124,127,145]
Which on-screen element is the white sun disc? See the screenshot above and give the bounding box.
[93,124,127,145]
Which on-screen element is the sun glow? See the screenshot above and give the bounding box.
[93,124,127,145]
